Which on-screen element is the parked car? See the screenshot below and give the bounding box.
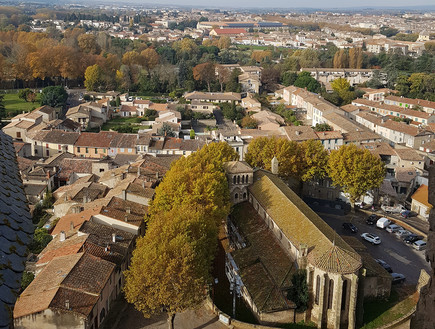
[381,204,406,214]
[413,240,427,251]
[361,232,381,245]
[376,217,391,229]
[375,259,393,273]
[386,224,403,233]
[342,222,358,233]
[404,234,424,244]
[366,214,378,225]
[395,229,412,239]
[391,273,406,284]
[400,210,416,218]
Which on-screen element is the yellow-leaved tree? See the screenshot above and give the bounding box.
[328,144,385,208]
[124,142,238,328]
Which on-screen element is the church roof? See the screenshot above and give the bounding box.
[248,170,362,274]
[223,161,253,174]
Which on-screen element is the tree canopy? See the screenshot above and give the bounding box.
[40,86,68,107]
[244,137,328,182]
[124,143,238,327]
[327,144,385,206]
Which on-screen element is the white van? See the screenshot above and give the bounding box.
[413,240,426,251]
[376,217,391,229]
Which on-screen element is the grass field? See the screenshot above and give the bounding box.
[2,93,41,117]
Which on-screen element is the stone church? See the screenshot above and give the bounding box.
[223,160,390,329]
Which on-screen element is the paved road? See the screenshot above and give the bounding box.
[319,211,431,285]
[115,303,227,329]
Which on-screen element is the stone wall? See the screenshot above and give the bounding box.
[410,165,435,329]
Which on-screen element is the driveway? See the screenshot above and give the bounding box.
[319,211,431,285]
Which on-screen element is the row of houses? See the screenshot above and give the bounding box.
[13,155,178,329]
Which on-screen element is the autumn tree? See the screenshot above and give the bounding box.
[140,48,160,73]
[217,36,231,49]
[125,143,238,328]
[241,115,258,129]
[251,50,272,63]
[328,144,385,208]
[193,62,215,92]
[84,64,103,91]
[245,137,328,183]
[77,33,101,54]
[215,65,230,92]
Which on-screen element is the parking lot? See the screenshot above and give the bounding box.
[319,211,431,285]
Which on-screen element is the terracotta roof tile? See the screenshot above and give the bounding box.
[411,185,432,209]
[75,131,118,148]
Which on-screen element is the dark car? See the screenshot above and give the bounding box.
[342,222,358,233]
[366,214,378,225]
[400,210,416,218]
[375,259,393,273]
[391,273,406,284]
[404,234,424,244]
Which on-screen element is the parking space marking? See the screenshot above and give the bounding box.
[385,248,411,265]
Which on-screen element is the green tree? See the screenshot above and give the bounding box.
[294,71,321,93]
[21,271,34,291]
[40,86,68,108]
[28,228,53,254]
[241,115,258,129]
[287,269,309,311]
[328,144,385,208]
[157,122,176,137]
[0,95,5,124]
[281,71,298,86]
[313,123,332,132]
[190,129,195,139]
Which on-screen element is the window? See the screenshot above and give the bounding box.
[233,176,236,184]
[315,276,320,304]
[237,176,240,184]
[341,280,348,310]
[327,279,334,309]
[86,147,89,153]
[58,144,61,150]
[103,149,106,153]
[120,148,125,153]
[17,132,21,138]
[242,175,245,184]
[234,193,238,200]
[246,175,249,184]
[95,148,98,154]
[128,148,132,153]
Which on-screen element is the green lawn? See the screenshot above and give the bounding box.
[2,93,41,117]
[360,290,417,329]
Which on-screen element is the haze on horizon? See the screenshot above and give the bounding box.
[127,0,435,8]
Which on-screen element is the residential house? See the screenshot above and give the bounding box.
[251,110,284,130]
[411,185,432,220]
[384,95,435,114]
[119,105,139,117]
[190,101,216,113]
[14,253,117,329]
[28,129,80,157]
[108,134,138,158]
[74,131,118,159]
[315,131,344,150]
[241,94,262,110]
[185,91,241,104]
[281,125,318,142]
[238,72,261,94]
[66,102,108,129]
[300,68,375,90]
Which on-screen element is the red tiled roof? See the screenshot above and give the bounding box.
[75,131,118,148]
[213,28,246,35]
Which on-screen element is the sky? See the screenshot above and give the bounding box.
[136,0,435,8]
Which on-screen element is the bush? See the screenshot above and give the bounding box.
[28,228,53,254]
[21,271,35,290]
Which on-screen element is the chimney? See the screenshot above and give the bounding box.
[156,172,159,179]
[65,300,70,310]
[126,207,131,214]
[60,231,66,242]
[295,130,300,136]
[70,221,74,231]
[142,181,145,189]
[137,167,141,178]
[124,214,128,222]
[112,233,116,243]
[271,156,279,175]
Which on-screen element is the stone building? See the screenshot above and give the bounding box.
[223,162,392,329]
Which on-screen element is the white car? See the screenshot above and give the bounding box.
[413,240,427,251]
[386,224,403,233]
[361,232,381,245]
